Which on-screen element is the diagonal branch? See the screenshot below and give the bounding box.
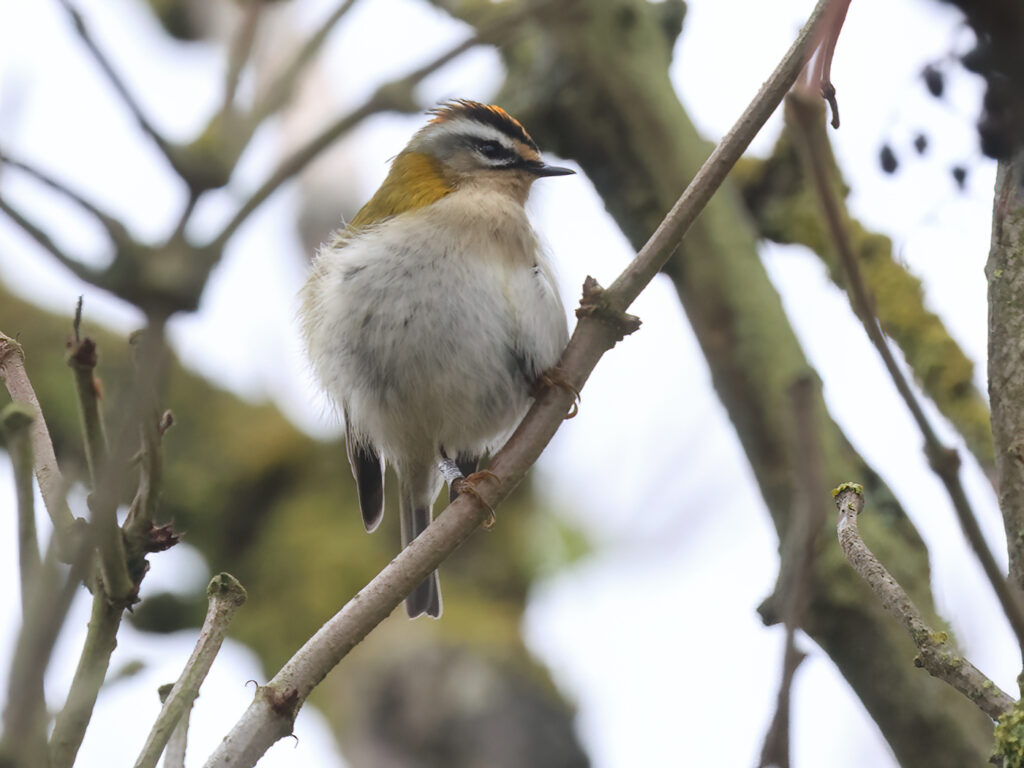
[203,2,839,765]
[0,194,103,283]
[55,0,177,169]
[787,91,1024,659]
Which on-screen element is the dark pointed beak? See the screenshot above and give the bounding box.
[523,160,576,178]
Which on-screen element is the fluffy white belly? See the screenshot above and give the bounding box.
[304,202,567,466]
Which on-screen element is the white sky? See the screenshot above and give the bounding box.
[0,0,1012,766]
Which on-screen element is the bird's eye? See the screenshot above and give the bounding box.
[477,140,506,159]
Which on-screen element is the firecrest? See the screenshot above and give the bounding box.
[300,100,573,618]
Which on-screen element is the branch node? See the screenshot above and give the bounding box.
[575,276,642,342]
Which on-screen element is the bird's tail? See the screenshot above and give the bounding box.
[399,468,442,618]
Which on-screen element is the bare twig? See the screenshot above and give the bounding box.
[833,483,1015,720]
[49,588,124,768]
[803,0,850,128]
[203,3,838,765]
[134,574,246,768]
[759,378,824,768]
[159,684,192,768]
[249,0,359,126]
[0,194,101,283]
[2,402,42,616]
[221,2,263,117]
[987,150,1024,593]
[209,2,538,252]
[0,403,48,767]
[0,331,78,553]
[0,150,133,246]
[787,92,1024,658]
[67,308,135,604]
[55,0,177,168]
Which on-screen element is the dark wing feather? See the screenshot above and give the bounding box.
[345,419,384,532]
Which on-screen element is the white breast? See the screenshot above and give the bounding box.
[301,189,568,469]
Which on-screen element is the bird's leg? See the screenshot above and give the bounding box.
[438,449,498,529]
[532,366,581,419]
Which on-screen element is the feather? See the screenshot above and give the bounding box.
[345,418,384,533]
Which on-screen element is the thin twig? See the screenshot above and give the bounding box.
[1,402,42,618]
[203,3,838,765]
[0,331,78,554]
[221,2,263,117]
[55,0,177,167]
[48,587,124,768]
[787,92,1024,658]
[759,377,824,768]
[134,574,246,768]
[209,16,518,252]
[0,149,133,246]
[0,195,101,283]
[160,684,192,768]
[249,0,359,126]
[833,483,1015,720]
[67,308,135,604]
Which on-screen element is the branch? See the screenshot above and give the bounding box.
[248,0,359,126]
[758,377,823,768]
[0,331,78,554]
[986,150,1024,592]
[0,149,134,247]
[55,0,178,171]
[134,574,246,768]
[786,91,1024,659]
[833,483,1015,720]
[204,3,838,764]
[48,590,124,768]
[0,194,102,284]
[1,402,42,616]
[220,2,263,117]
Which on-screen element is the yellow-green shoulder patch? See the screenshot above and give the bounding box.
[347,152,453,233]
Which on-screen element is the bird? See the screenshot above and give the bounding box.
[300,100,573,618]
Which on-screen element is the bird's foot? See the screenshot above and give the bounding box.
[452,470,499,529]
[533,366,580,419]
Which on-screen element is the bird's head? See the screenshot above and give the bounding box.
[408,100,573,199]
[347,101,574,231]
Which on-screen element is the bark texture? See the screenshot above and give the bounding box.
[987,151,1024,591]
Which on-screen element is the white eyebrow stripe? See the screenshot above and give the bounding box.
[419,117,520,151]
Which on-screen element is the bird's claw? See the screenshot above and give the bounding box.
[452,470,498,529]
[534,367,580,419]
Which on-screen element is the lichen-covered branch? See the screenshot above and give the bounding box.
[987,150,1024,594]
[736,119,995,481]
[834,483,1015,720]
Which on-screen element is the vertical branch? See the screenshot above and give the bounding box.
[2,402,42,616]
[987,150,1024,593]
[759,377,824,768]
[67,299,108,485]
[0,331,77,553]
[0,403,48,768]
[49,591,124,768]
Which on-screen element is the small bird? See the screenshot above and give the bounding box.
[300,100,573,618]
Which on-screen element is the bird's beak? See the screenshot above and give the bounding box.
[524,160,576,178]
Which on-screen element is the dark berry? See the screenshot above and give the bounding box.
[913,134,928,154]
[879,145,899,174]
[922,65,944,98]
[951,166,967,190]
